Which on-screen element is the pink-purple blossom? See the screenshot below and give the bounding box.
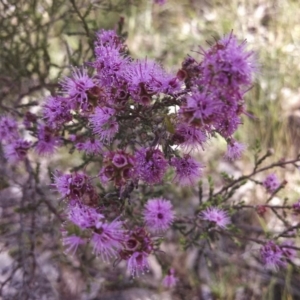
[43,96,72,129]
[75,138,103,155]
[62,234,86,255]
[4,138,31,163]
[171,155,203,186]
[225,140,246,161]
[67,202,104,229]
[135,148,168,184]
[0,115,19,142]
[292,199,300,214]
[89,106,119,143]
[60,68,94,106]
[173,123,207,149]
[200,206,230,229]
[53,171,97,204]
[162,268,178,288]
[260,241,286,270]
[143,198,174,232]
[127,251,150,277]
[35,125,61,156]
[91,218,126,261]
[262,174,280,193]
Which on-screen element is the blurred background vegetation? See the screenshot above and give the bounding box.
[1,0,300,299]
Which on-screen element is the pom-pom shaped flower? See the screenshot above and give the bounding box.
[127,251,150,277]
[143,198,174,232]
[53,171,98,205]
[95,29,123,50]
[124,59,178,104]
[262,174,280,193]
[91,218,126,261]
[200,206,230,229]
[135,148,168,184]
[162,268,178,288]
[260,241,285,270]
[35,125,61,156]
[225,140,246,161]
[179,91,220,129]
[173,123,207,149]
[171,155,203,186]
[0,115,19,142]
[93,44,129,82]
[89,106,119,143]
[4,138,31,163]
[43,96,72,129]
[60,68,94,106]
[75,137,103,155]
[200,33,256,91]
[67,202,104,229]
[62,233,86,256]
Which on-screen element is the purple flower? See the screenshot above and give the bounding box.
[124,59,176,104]
[215,112,241,138]
[260,241,285,270]
[62,234,86,255]
[95,121,119,143]
[135,148,168,184]
[95,29,123,49]
[53,171,97,203]
[60,68,94,106]
[281,241,297,261]
[43,96,72,129]
[171,155,203,186]
[91,218,126,261]
[0,115,19,142]
[35,125,61,156]
[75,138,103,155]
[127,251,150,277]
[262,174,280,193]
[89,106,118,143]
[200,33,256,91]
[292,199,300,214]
[173,123,207,149]
[225,140,246,160]
[67,202,104,229]
[143,198,174,232]
[179,91,220,129]
[162,268,178,288]
[93,44,129,82]
[118,227,154,276]
[4,138,31,163]
[200,206,230,229]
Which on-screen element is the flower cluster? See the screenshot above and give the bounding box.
[177,33,256,150]
[260,241,296,270]
[6,29,293,281]
[200,206,230,229]
[262,173,281,193]
[99,150,135,187]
